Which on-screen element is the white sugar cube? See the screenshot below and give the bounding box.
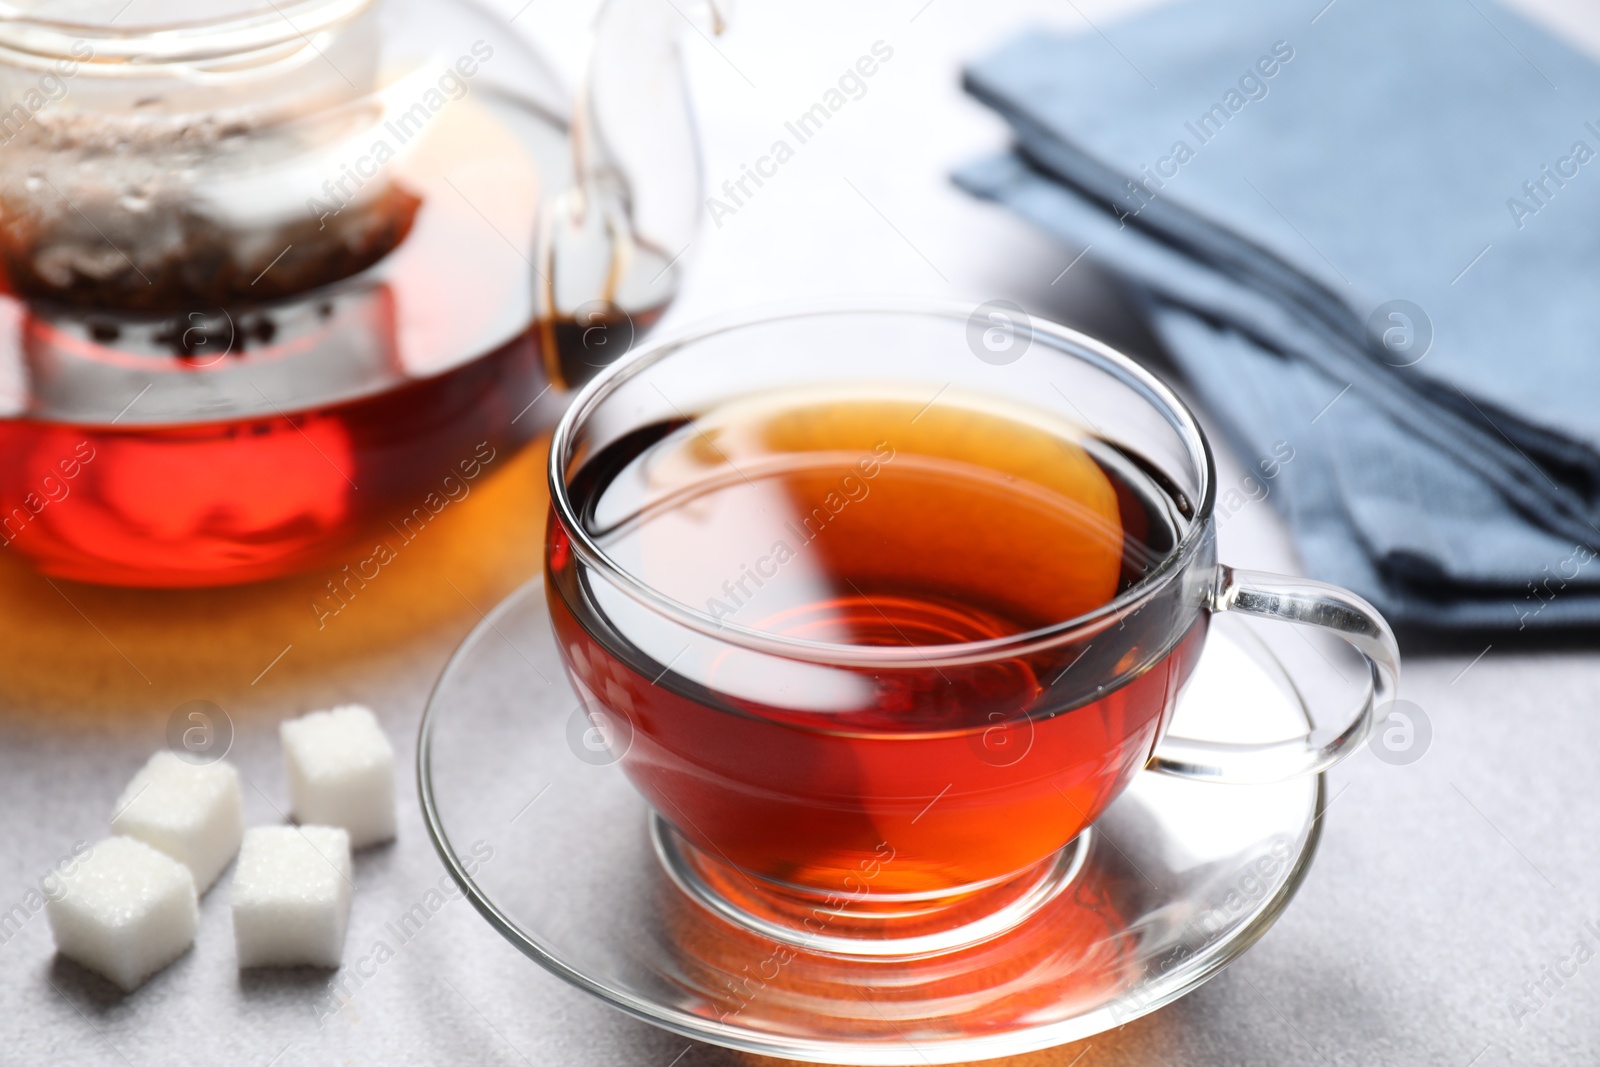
[232,826,353,969]
[110,751,244,894]
[280,705,396,849]
[45,836,198,992]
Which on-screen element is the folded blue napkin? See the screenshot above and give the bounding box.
[956,0,1600,629]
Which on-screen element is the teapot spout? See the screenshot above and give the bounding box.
[539,0,723,388]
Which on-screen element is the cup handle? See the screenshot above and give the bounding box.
[1146,565,1400,784]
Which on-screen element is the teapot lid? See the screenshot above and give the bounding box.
[0,0,374,66]
[3,0,265,23]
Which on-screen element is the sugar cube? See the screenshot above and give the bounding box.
[232,826,353,969]
[280,705,396,848]
[110,751,244,894]
[45,836,199,992]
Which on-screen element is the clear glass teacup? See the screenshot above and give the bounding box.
[544,301,1398,955]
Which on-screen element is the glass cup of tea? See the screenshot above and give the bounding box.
[544,301,1398,956]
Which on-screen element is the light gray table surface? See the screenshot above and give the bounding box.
[5,1,1600,1065]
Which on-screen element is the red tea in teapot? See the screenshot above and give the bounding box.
[0,0,715,587]
[0,68,663,586]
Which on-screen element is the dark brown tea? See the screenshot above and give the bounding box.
[547,387,1203,897]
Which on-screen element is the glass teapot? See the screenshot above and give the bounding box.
[0,0,717,586]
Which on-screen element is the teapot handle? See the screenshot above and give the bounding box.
[538,0,727,385]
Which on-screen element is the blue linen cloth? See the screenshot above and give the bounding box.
[955,0,1600,629]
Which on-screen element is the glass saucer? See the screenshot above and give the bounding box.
[419,577,1325,1065]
